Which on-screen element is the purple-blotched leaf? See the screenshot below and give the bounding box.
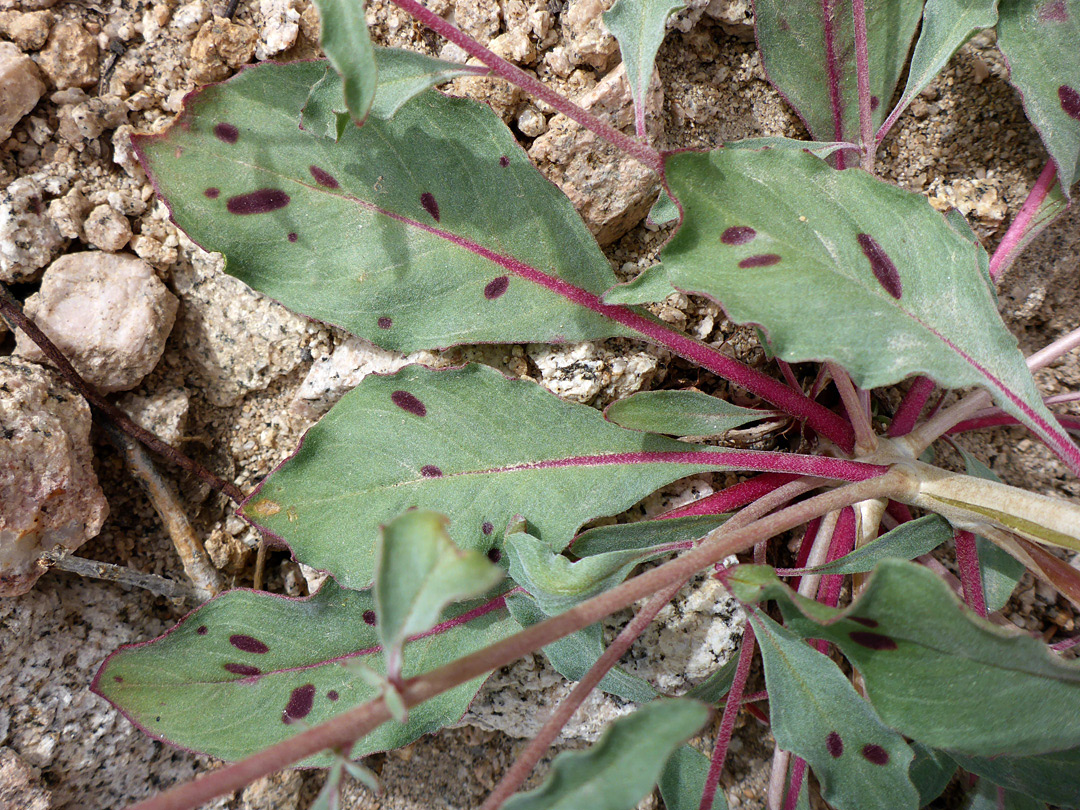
[604,389,778,437]
[728,561,1080,756]
[312,0,378,125]
[242,363,884,590]
[661,146,1080,476]
[997,0,1080,195]
[92,581,517,764]
[750,611,919,810]
[602,0,688,137]
[878,0,999,141]
[754,0,923,149]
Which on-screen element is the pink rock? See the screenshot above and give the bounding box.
[0,41,45,142]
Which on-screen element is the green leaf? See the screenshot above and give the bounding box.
[908,743,956,808]
[375,510,504,675]
[501,698,710,810]
[684,655,739,704]
[302,49,485,137]
[658,745,728,810]
[602,263,678,305]
[997,0,1080,194]
[242,364,771,590]
[728,561,1080,756]
[648,189,680,227]
[570,514,727,558]
[504,593,658,702]
[951,748,1080,807]
[661,146,1080,474]
[753,0,923,142]
[134,60,632,353]
[884,0,999,135]
[506,529,670,613]
[311,0,378,125]
[964,779,1046,810]
[780,515,953,576]
[602,0,687,136]
[750,611,919,810]
[92,581,516,763]
[724,136,857,159]
[954,447,1025,613]
[604,390,777,437]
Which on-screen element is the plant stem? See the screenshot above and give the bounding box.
[698,623,757,810]
[888,376,935,437]
[953,530,987,617]
[1026,324,1080,372]
[43,550,201,602]
[782,757,808,810]
[988,161,1058,280]
[127,471,906,810]
[829,363,876,453]
[0,284,245,505]
[850,0,875,172]
[654,473,802,520]
[388,0,664,174]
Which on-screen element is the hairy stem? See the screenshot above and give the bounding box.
[954,530,987,617]
[829,363,876,453]
[127,471,906,810]
[988,161,1058,280]
[850,0,874,172]
[0,284,245,504]
[888,376,935,437]
[388,0,664,174]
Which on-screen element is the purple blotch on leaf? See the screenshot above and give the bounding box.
[482,521,494,535]
[229,634,270,654]
[214,123,239,143]
[499,156,510,167]
[862,744,889,765]
[721,226,756,245]
[310,165,340,188]
[850,616,879,628]
[421,465,443,478]
[114,675,124,683]
[227,189,290,215]
[857,233,902,299]
[850,631,898,650]
[826,731,843,757]
[484,276,510,299]
[328,690,340,701]
[870,96,880,111]
[287,232,298,243]
[391,390,427,416]
[739,254,782,268]
[204,188,220,199]
[283,684,316,723]
[1060,86,1080,121]
[363,610,377,626]
[420,192,440,221]
[378,316,393,329]
[196,625,209,635]
[1039,0,1068,21]
[487,548,502,563]
[224,663,262,676]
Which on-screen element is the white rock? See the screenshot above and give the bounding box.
[563,0,618,70]
[116,388,189,445]
[0,176,66,282]
[0,356,109,597]
[82,203,132,252]
[14,251,179,393]
[528,340,665,406]
[0,41,45,143]
[517,105,547,137]
[255,0,301,60]
[291,334,443,419]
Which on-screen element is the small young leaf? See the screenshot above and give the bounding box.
[501,698,710,810]
[92,582,516,763]
[648,189,680,227]
[753,0,923,143]
[602,263,679,305]
[963,779,1047,810]
[570,514,727,557]
[311,0,378,125]
[658,744,728,810]
[883,0,999,137]
[778,515,953,576]
[997,0,1080,195]
[602,0,687,136]
[310,760,348,810]
[750,611,919,810]
[504,593,658,702]
[301,67,352,142]
[604,390,777,437]
[907,743,956,807]
[662,146,1080,475]
[375,510,503,676]
[728,561,1080,756]
[951,747,1080,806]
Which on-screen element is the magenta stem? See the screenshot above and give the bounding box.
[655,473,802,519]
[988,161,1058,280]
[829,364,876,452]
[698,623,757,810]
[783,758,809,810]
[954,530,987,616]
[850,0,875,171]
[888,376,935,437]
[949,413,1080,436]
[388,0,664,174]
[820,0,847,166]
